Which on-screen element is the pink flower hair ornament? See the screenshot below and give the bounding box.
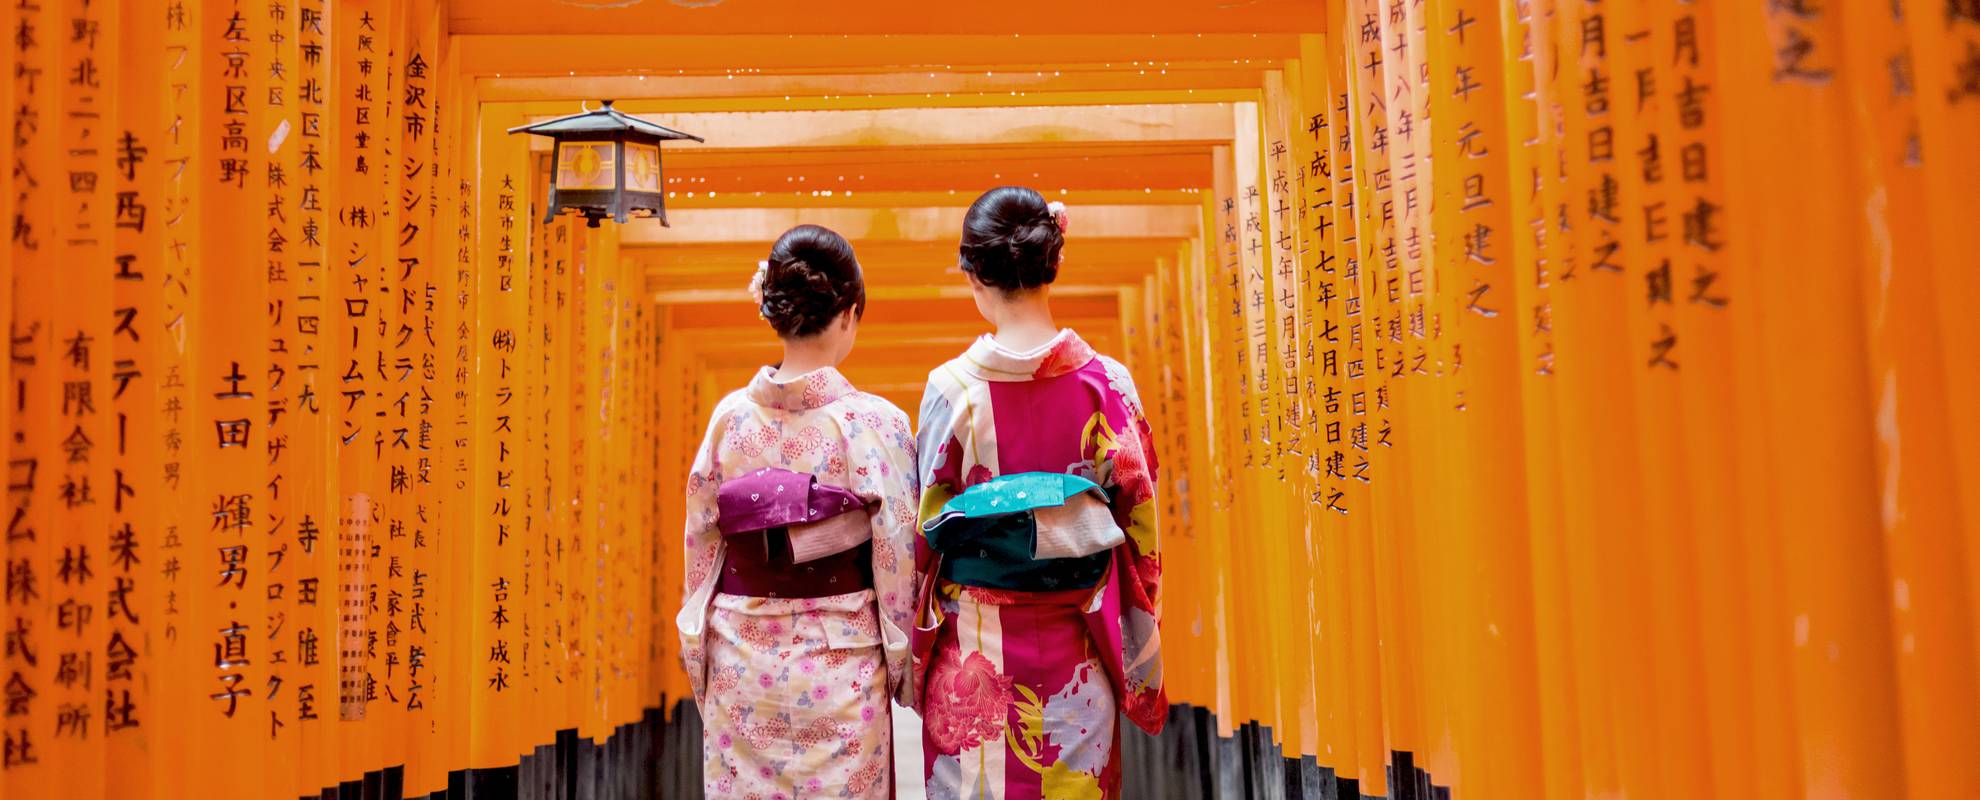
[1047,200,1068,234]
[747,260,769,321]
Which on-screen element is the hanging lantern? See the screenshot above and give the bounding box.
[507,99,704,227]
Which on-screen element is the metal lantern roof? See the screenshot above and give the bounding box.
[508,99,703,227]
[506,100,704,142]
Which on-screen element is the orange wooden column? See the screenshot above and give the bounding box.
[470,104,531,770]
[109,2,167,796]
[518,156,549,752]
[605,224,639,733]
[1200,161,1245,734]
[1340,0,1395,791]
[0,0,12,534]
[1421,0,1543,795]
[1147,253,1200,709]
[287,1,342,794]
[635,299,661,719]
[7,0,59,795]
[47,0,118,797]
[329,0,386,785]
[152,0,206,795]
[372,3,413,780]
[1716,1,1907,795]
[1545,0,1643,792]
[1230,97,1289,740]
[1645,2,1759,797]
[654,312,690,708]
[190,0,274,795]
[260,0,302,793]
[574,221,605,744]
[1837,2,1980,798]
[1161,241,1201,717]
[1369,0,1429,773]
[439,31,480,786]
[1504,2,1581,797]
[397,2,447,793]
[1259,69,1319,753]
[1285,51,1332,762]
[1313,7,1367,783]
[1613,0,1713,793]
[543,215,578,739]
[1905,0,1980,687]
[1291,34,1350,775]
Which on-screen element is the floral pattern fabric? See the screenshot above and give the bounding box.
[677,366,919,799]
[914,329,1164,799]
[703,592,894,799]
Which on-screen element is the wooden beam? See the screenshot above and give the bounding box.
[672,320,993,347]
[455,34,1303,75]
[451,4,1318,36]
[660,149,1216,194]
[489,89,1263,114]
[664,294,1119,328]
[636,238,1175,293]
[682,324,1125,365]
[647,264,1161,294]
[668,141,1208,170]
[511,103,1236,151]
[644,254,1164,296]
[619,204,1200,245]
[476,68,1271,104]
[653,284,1123,304]
[661,189,1204,210]
[632,237,1188,271]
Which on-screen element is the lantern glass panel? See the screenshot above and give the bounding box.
[624,142,661,193]
[555,142,618,191]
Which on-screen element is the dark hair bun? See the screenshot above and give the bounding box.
[959,186,1062,291]
[760,224,866,338]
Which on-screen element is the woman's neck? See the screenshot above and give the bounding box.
[772,337,838,381]
[988,292,1059,352]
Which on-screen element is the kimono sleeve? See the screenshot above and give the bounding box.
[673,396,736,707]
[914,374,967,526]
[909,374,966,703]
[856,402,920,707]
[1099,357,1167,731]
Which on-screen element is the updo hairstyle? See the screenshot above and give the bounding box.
[958,186,1063,291]
[759,224,866,338]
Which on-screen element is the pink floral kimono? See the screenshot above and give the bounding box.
[677,366,919,799]
[913,329,1165,799]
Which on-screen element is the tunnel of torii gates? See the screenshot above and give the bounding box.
[3,0,1980,798]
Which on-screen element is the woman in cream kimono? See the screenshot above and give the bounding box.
[914,189,1165,800]
[677,225,919,799]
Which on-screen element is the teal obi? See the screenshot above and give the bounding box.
[922,472,1125,591]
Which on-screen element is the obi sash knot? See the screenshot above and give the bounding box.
[922,472,1125,591]
[716,468,874,598]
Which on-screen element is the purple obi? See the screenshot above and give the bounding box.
[715,468,874,599]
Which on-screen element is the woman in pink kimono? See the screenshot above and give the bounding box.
[677,224,919,799]
[914,188,1165,799]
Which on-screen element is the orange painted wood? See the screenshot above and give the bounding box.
[3,5,1977,798]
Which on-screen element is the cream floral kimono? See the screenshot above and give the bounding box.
[677,366,919,799]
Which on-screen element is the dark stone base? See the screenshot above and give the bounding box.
[1120,704,1451,800]
[301,698,1446,800]
[302,705,681,800]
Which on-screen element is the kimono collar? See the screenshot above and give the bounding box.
[960,328,1097,382]
[745,366,858,411]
